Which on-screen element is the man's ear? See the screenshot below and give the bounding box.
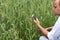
[59,0,60,6]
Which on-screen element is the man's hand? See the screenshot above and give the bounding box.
[33,18,48,37]
[45,27,52,31]
[34,18,40,25]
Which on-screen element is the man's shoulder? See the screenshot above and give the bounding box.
[58,16,60,19]
[57,16,60,23]
[58,16,60,20]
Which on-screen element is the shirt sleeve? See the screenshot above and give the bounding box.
[47,16,60,40]
[48,32,54,40]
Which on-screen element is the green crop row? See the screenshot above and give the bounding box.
[0,0,58,40]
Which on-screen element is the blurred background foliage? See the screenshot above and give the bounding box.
[0,0,58,40]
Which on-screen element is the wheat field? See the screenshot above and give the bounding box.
[0,0,58,40]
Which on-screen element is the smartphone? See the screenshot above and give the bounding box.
[32,14,36,20]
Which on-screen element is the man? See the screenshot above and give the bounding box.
[33,0,60,40]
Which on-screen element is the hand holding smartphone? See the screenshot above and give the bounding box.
[32,14,36,20]
[32,14,40,25]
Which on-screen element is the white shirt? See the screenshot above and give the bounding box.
[48,16,60,40]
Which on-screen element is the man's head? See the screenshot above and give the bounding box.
[53,0,60,15]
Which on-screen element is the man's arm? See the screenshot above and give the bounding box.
[34,18,49,37]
